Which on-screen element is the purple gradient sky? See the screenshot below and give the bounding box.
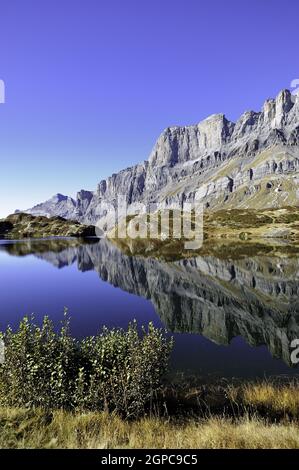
[0,0,299,217]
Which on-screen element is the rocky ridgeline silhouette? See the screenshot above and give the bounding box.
[22,90,299,230]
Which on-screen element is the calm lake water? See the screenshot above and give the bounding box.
[0,238,298,380]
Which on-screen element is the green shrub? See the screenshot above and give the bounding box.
[0,314,173,418]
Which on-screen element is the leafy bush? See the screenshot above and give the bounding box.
[0,314,173,418]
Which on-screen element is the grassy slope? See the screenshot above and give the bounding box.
[204,205,299,239]
[109,206,299,260]
[1,381,299,449]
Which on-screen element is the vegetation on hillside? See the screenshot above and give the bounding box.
[0,213,95,239]
[110,206,299,260]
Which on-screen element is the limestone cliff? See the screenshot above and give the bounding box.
[22,89,299,227]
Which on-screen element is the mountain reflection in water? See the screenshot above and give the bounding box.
[1,238,299,376]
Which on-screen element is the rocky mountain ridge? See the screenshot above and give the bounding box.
[22,89,299,229]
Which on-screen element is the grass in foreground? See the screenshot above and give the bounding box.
[1,316,299,448]
[240,382,299,416]
[0,408,298,449]
[1,380,299,449]
[160,376,299,420]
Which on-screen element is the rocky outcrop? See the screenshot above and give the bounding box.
[22,89,299,229]
[0,213,96,239]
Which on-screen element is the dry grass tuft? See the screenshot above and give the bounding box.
[241,383,299,416]
[0,408,299,449]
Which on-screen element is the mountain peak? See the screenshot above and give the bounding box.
[21,88,299,225]
[52,193,68,202]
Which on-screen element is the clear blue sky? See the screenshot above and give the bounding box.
[0,0,298,217]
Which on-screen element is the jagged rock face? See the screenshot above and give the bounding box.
[96,163,148,204]
[148,114,234,168]
[6,239,299,366]
[22,89,299,226]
